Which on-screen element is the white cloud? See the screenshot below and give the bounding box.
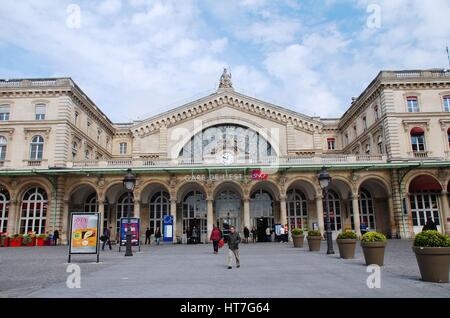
[97,0,122,15]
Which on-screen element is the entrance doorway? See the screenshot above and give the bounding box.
[250,189,274,241]
[255,217,273,242]
[215,189,241,239]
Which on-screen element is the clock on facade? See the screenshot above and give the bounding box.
[220,152,234,165]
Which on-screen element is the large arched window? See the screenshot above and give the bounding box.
[179,124,274,163]
[182,190,207,241]
[0,188,10,232]
[30,135,44,160]
[410,127,425,152]
[0,136,7,161]
[287,189,308,230]
[324,189,341,231]
[84,193,98,212]
[20,187,47,234]
[116,193,134,234]
[149,190,170,234]
[351,188,376,230]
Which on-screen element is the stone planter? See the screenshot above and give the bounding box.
[292,234,305,248]
[337,239,357,259]
[361,241,387,266]
[412,246,450,283]
[307,236,322,251]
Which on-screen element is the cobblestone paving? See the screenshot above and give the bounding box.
[0,240,449,298]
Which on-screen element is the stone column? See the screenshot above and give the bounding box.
[316,194,324,234]
[387,195,397,238]
[440,191,450,235]
[61,200,69,244]
[98,200,104,236]
[6,200,18,234]
[280,195,287,227]
[170,199,177,241]
[243,198,250,229]
[134,199,140,219]
[352,193,362,237]
[207,198,213,243]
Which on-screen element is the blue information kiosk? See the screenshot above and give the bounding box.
[163,215,174,242]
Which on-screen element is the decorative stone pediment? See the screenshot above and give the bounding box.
[131,90,323,138]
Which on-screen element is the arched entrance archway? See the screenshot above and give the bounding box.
[408,175,443,234]
[182,190,207,243]
[0,187,10,233]
[250,188,274,242]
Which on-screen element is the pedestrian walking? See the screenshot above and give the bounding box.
[191,226,199,244]
[265,227,271,242]
[251,227,257,243]
[279,225,285,243]
[102,226,112,250]
[155,226,162,245]
[284,224,289,242]
[210,225,222,254]
[53,229,60,246]
[243,226,250,243]
[145,227,151,244]
[227,226,241,269]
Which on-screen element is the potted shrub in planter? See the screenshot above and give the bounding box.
[22,234,36,247]
[36,234,47,247]
[307,230,322,251]
[9,234,23,247]
[361,232,387,266]
[412,230,450,283]
[291,228,305,248]
[336,231,357,259]
[0,233,9,247]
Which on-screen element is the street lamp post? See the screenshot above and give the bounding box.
[318,167,335,255]
[123,168,136,257]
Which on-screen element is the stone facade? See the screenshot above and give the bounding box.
[0,70,449,243]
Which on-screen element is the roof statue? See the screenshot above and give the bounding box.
[218,68,233,90]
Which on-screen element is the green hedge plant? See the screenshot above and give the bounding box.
[337,230,357,239]
[291,228,303,236]
[361,232,386,242]
[307,230,322,237]
[414,230,450,247]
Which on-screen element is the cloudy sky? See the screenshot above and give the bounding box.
[0,0,449,122]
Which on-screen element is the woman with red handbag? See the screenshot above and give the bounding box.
[210,226,222,254]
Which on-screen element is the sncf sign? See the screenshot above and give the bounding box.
[251,169,268,180]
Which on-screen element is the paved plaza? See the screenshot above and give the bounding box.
[0,240,449,298]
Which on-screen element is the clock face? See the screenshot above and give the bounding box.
[220,152,234,165]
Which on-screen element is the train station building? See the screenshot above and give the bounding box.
[0,69,450,243]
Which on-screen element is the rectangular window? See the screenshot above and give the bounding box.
[0,145,6,160]
[353,125,357,137]
[120,142,127,155]
[35,104,46,120]
[0,105,10,121]
[374,106,379,120]
[362,117,367,130]
[74,111,79,126]
[327,138,336,150]
[443,96,450,112]
[407,97,420,112]
[411,135,425,151]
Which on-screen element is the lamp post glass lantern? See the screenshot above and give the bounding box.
[318,168,335,254]
[123,168,136,257]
